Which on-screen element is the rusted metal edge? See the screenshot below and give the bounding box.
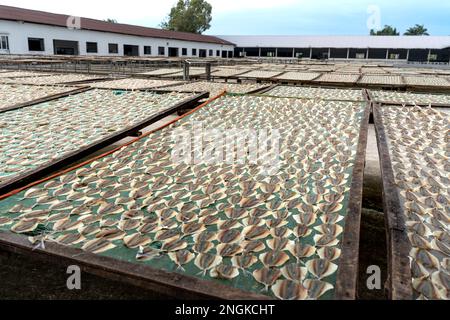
[334,99,371,300]
[248,84,278,95]
[210,70,252,79]
[371,100,450,108]
[372,104,413,300]
[0,86,93,114]
[90,86,208,97]
[56,77,112,86]
[0,92,208,196]
[0,231,269,300]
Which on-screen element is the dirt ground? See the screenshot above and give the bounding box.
[0,121,388,300]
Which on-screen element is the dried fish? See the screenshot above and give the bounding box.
[82,238,116,254]
[211,264,240,280]
[260,251,290,268]
[168,250,195,271]
[195,253,222,276]
[306,259,338,280]
[272,280,308,300]
[123,233,151,248]
[253,268,282,292]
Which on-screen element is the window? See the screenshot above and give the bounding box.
[86,42,98,53]
[109,43,118,54]
[355,53,365,59]
[192,48,197,56]
[158,46,165,55]
[28,38,45,51]
[144,46,152,55]
[0,35,9,50]
[216,50,220,57]
[389,53,400,60]
[182,48,187,56]
[428,54,438,61]
[209,49,213,56]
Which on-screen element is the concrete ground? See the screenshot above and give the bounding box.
[0,118,388,300]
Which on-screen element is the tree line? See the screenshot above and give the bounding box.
[370,24,430,36]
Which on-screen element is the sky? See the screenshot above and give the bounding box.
[1,0,449,35]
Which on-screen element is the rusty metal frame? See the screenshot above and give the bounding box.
[0,91,209,195]
[372,103,414,300]
[255,85,367,103]
[268,72,323,84]
[88,79,190,91]
[367,90,450,108]
[0,92,371,300]
[0,86,92,114]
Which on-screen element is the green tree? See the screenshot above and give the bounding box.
[160,0,212,34]
[370,25,400,36]
[404,24,429,35]
[104,18,118,23]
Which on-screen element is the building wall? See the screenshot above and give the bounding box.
[0,20,234,57]
[233,46,450,62]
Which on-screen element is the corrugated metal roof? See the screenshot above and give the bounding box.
[218,35,450,49]
[0,5,233,46]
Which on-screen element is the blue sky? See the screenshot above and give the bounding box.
[2,0,449,35]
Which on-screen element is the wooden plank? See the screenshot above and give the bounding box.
[0,231,269,300]
[334,100,371,300]
[0,92,209,196]
[372,104,413,300]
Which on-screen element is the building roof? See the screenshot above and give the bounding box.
[218,35,450,50]
[0,5,233,46]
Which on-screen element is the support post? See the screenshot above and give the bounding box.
[183,61,190,81]
[205,63,211,81]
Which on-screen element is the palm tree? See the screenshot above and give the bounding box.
[404,24,429,36]
[370,25,400,36]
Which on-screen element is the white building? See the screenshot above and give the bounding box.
[220,35,450,63]
[0,5,234,58]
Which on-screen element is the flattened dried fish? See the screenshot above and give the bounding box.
[243,225,270,241]
[272,280,308,300]
[82,238,116,254]
[136,246,161,261]
[96,228,126,241]
[306,259,338,280]
[281,263,307,282]
[195,253,222,276]
[303,279,334,299]
[56,233,85,246]
[217,243,243,257]
[123,233,151,248]
[260,251,290,268]
[218,229,242,244]
[11,219,39,233]
[161,239,188,252]
[253,268,282,292]
[211,264,240,280]
[232,254,258,271]
[168,250,195,271]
